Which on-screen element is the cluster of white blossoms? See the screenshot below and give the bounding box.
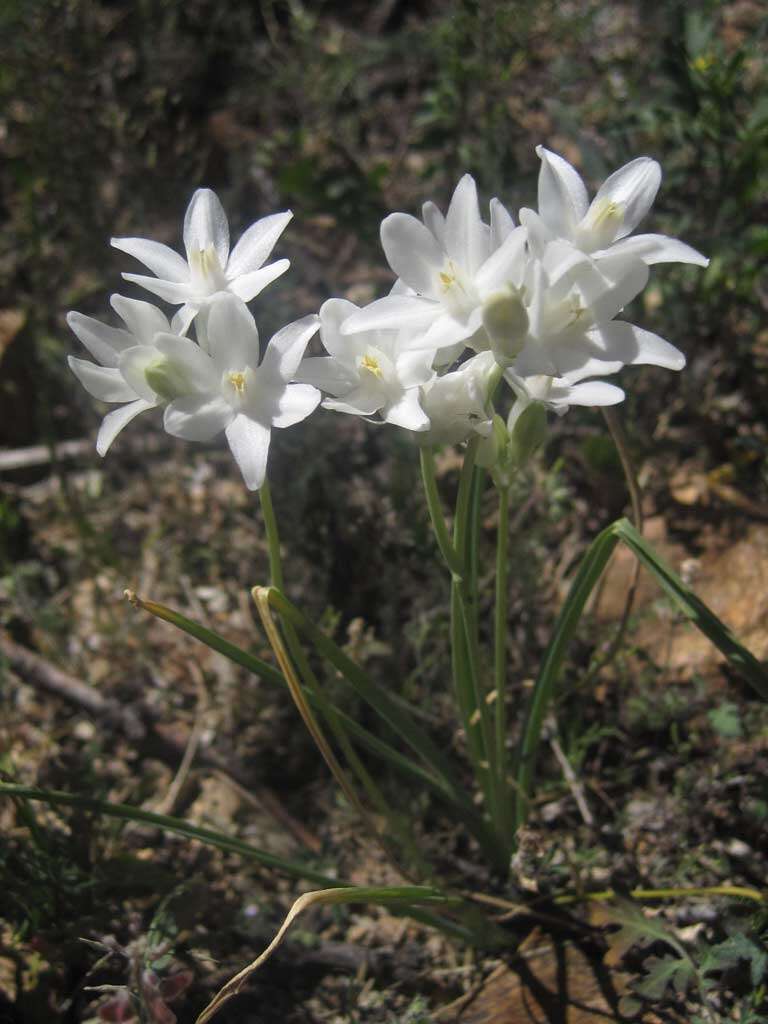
[68,146,707,490]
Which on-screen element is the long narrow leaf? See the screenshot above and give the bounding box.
[613,518,768,700]
[263,588,505,861]
[0,783,339,886]
[125,591,284,685]
[266,589,469,799]
[128,593,470,812]
[515,516,768,830]
[514,524,622,829]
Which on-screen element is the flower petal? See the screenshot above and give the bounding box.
[552,380,625,406]
[183,189,230,266]
[122,274,192,304]
[444,174,490,275]
[66,311,133,367]
[395,349,436,388]
[164,393,233,441]
[341,294,438,335]
[68,357,138,403]
[324,386,383,417]
[417,308,481,351]
[225,414,271,490]
[228,259,290,301]
[591,157,661,239]
[110,237,189,282]
[580,256,649,323]
[596,233,709,267]
[96,398,155,456]
[381,213,444,297]
[518,207,554,259]
[226,212,292,278]
[489,198,516,249]
[171,304,198,335]
[260,315,320,382]
[536,146,589,237]
[272,382,321,428]
[294,356,358,396]
[586,321,685,369]
[475,226,527,292]
[383,389,430,431]
[110,294,171,344]
[421,200,446,245]
[319,298,365,369]
[207,295,260,374]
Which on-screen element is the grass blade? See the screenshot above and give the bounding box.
[613,518,768,700]
[0,782,339,886]
[514,516,768,831]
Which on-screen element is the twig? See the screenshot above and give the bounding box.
[547,723,594,827]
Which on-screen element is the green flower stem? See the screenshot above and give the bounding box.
[258,479,284,590]
[493,483,512,847]
[451,439,499,831]
[419,447,463,579]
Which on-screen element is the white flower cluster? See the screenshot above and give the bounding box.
[68,147,707,489]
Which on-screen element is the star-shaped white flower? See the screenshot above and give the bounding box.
[521,146,708,268]
[112,189,292,332]
[67,295,179,455]
[151,295,321,490]
[296,298,435,430]
[342,176,526,352]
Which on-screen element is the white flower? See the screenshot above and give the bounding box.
[112,189,292,332]
[67,295,178,455]
[506,239,687,381]
[342,176,526,351]
[296,298,435,430]
[152,295,321,490]
[417,351,497,446]
[521,146,708,268]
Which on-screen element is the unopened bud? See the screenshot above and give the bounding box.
[144,356,190,402]
[508,401,548,469]
[482,288,529,365]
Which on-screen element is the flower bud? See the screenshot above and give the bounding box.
[508,400,548,469]
[144,356,191,402]
[481,287,529,366]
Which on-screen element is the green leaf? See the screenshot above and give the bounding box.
[602,899,689,967]
[701,933,768,987]
[612,519,768,701]
[634,953,696,1000]
[514,517,768,829]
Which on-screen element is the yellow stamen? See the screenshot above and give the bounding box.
[228,370,247,394]
[360,354,383,379]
